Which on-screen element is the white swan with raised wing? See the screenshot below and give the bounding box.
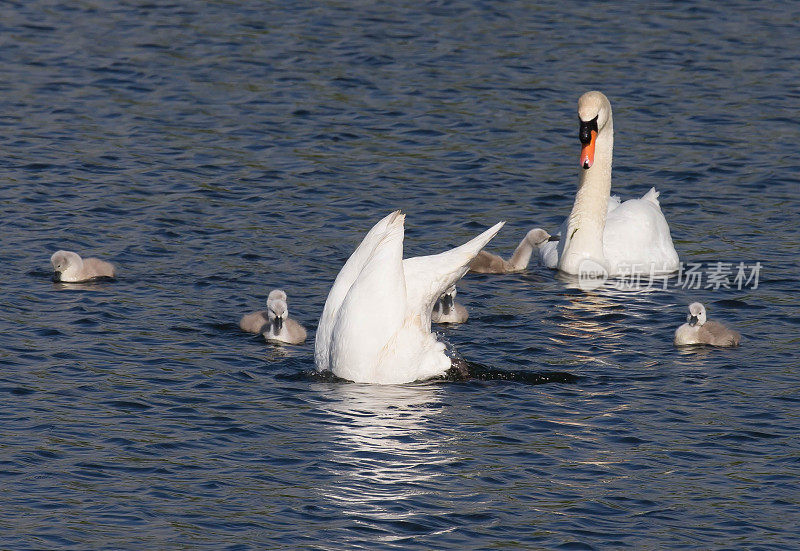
[537,91,679,277]
[315,211,504,384]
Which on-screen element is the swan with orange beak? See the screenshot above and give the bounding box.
[579,114,599,169]
[544,91,680,278]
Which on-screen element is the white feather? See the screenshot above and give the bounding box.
[316,213,504,384]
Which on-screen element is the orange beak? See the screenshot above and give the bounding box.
[580,130,597,169]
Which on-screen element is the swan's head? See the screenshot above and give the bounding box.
[687,302,707,327]
[525,228,551,247]
[437,286,457,315]
[267,289,287,303]
[267,289,289,331]
[50,250,82,282]
[268,298,288,332]
[577,90,612,170]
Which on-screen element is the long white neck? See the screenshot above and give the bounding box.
[559,116,614,275]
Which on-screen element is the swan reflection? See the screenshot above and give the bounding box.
[315,383,449,530]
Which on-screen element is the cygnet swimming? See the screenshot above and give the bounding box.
[263,294,307,345]
[431,285,468,324]
[50,250,115,282]
[240,289,306,345]
[239,289,284,333]
[469,228,554,273]
[674,302,740,347]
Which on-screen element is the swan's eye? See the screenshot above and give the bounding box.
[579,116,599,144]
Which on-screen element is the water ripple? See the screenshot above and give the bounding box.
[0,0,799,549]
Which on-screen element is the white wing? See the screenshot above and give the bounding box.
[315,210,403,371]
[328,213,407,383]
[536,189,677,274]
[603,188,679,273]
[316,214,504,384]
[403,221,505,332]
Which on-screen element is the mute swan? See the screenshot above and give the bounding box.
[240,289,307,344]
[674,302,740,347]
[541,91,679,276]
[431,285,468,324]
[469,228,554,273]
[50,250,115,282]
[315,211,504,384]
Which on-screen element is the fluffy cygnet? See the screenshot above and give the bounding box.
[239,290,285,334]
[469,228,554,273]
[264,295,307,345]
[240,289,306,344]
[431,285,468,324]
[50,250,115,282]
[674,302,741,347]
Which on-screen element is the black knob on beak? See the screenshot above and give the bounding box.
[579,116,598,145]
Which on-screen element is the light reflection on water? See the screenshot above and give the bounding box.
[0,0,798,549]
[317,384,446,525]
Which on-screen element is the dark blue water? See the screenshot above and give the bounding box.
[1,1,799,548]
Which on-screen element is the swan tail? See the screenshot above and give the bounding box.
[403,221,505,329]
[326,213,407,381]
[315,210,402,371]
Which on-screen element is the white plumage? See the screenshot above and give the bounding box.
[536,91,679,276]
[315,211,504,384]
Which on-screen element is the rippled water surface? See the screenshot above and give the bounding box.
[2,1,799,549]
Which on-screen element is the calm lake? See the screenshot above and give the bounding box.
[1,1,798,549]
